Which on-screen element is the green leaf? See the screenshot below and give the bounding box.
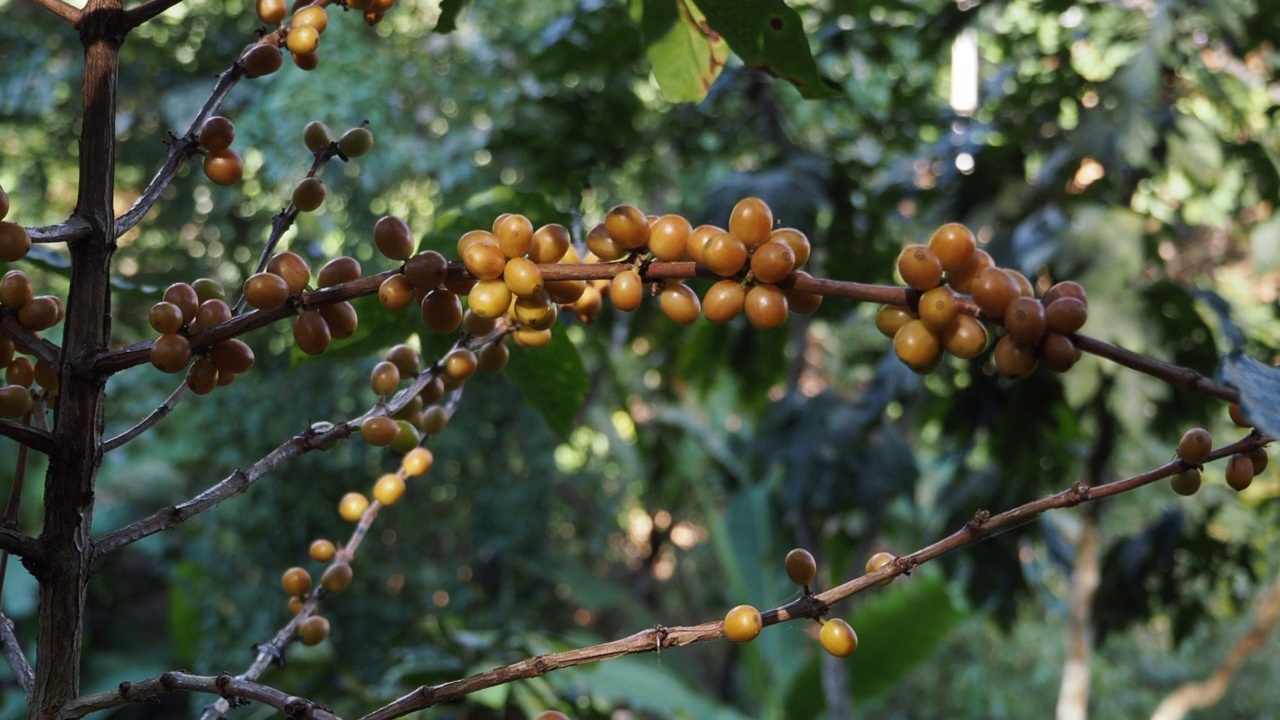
[692,0,839,99]
[1218,352,1280,439]
[506,325,587,441]
[434,0,471,33]
[633,0,729,103]
[552,655,753,720]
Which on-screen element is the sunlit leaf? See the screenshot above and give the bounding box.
[633,0,729,102]
[692,0,840,99]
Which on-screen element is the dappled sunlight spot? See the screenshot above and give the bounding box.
[653,510,672,531]
[724,412,742,432]
[627,396,654,425]
[386,573,404,596]
[457,565,473,582]
[670,521,705,550]
[630,337,650,356]
[1067,157,1105,194]
[652,547,675,581]
[574,609,593,626]
[624,507,652,548]
[558,523,576,540]
[611,410,637,443]
[955,152,975,174]
[433,590,450,608]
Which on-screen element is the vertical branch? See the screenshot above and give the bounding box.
[32,0,124,717]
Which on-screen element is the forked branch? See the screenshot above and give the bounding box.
[0,614,33,700]
[25,0,80,24]
[62,671,336,720]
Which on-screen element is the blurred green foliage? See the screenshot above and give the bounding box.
[2,0,1280,718]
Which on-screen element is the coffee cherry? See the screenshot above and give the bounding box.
[1226,454,1254,492]
[897,244,943,291]
[928,223,975,272]
[383,344,420,378]
[1003,296,1046,343]
[18,296,59,331]
[209,339,255,373]
[242,44,284,78]
[373,216,415,261]
[244,272,290,310]
[819,618,858,658]
[1045,297,1088,334]
[1042,281,1088,307]
[404,251,449,289]
[293,311,332,355]
[893,320,940,373]
[317,256,361,288]
[865,551,896,585]
[723,604,762,643]
[1170,468,1202,496]
[358,415,396,446]
[750,240,796,284]
[421,289,463,333]
[993,335,1037,379]
[941,315,988,359]
[785,548,817,586]
[1005,270,1035,299]
[420,404,450,435]
[309,539,336,562]
[301,121,333,153]
[418,377,445,406]
[298,615,330,646]
[5,357,32,388]
[0,385,32,419]
[0,270,32,310]
[703,232,749,277]
[501,257,542,298]
[468,279,513,319]
[462,241,506,281]
[970,267,1020,317]
[744,283,788,330]
[769,228,811,269]
[0,223,29,263]
[199,116,235,152]
[267,252,311,295]
[1248,448,1268,475]
[946,249,992,294]
[605,205,650,250]
[917,286,957,334]
[189,299,230,332]
[0,185,7,221]
[686,225,722,264]
[202,148,244,186]
[292,5,328,31]
[151,333,193,373]
[570,285,603,323]
[729,197,773,248]
[160,283,197,323]
[1039,333,1079,373]
[337,127,374,158]
[319,301,359,339]
[192,277,226,303]
[875,305,914,338]
[610,270,644,312]
[513,327,553,348]
[321,562,353,592]
[288,597,305,615]
[291,177,326,212]
[1177,427,1212,465]
[784,284,823,315]
[338,492,369,522]
[402,447,434,477]
[370,361,400,396]
[370,473,406,506]
[148,301,185,334]
[33,359,58,395]
[475,340,508,373]
[648,214,692,261]
[461,309,496,337]
[281,567,312,597]
[529,223,571,263]
[653,282,698,325]
[291,49,320,71]
[546,279,587,305]
[703,280,745,323]
[185,358,219,395]
[286,25,319,55]
[255,0,286,23]
[378,274,416,311]
[1229,403,1250,428]
[444,348,478,382]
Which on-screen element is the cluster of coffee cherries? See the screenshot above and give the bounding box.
[198,116,244,187]
[279,446,434,645]
[0,184,31,262]
[721,548,859,659]
[147,279,255,393]
[583,198,821,329]
[1170,421,1269,495]
[878,223,1089,378]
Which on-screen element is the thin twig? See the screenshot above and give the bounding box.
[24,0,80,24]
[0,420,56,457]
[356,433,1270,720]
[61,671,338,720]
[0,614,33,700]
[0,315,61,369]
[27,218,92,245]
[102,383,189,452]
[0,421,31,604]
[122,0,185,27]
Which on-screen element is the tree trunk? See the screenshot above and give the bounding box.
[30,2,121,716]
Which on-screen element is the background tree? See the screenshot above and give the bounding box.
[1,0,1279,719]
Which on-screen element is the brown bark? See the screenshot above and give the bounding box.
[30,1,123,716]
